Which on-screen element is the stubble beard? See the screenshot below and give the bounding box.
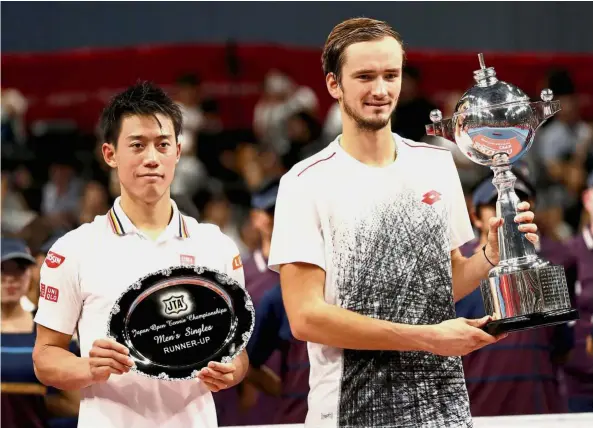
[341,95,395,132]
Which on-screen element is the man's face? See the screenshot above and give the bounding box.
[102,114,180,204]
[1,260,31,304]
[327,37,403,132]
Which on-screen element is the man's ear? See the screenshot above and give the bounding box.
[326,72,342,101]
[102,142,117,169]
[176,140,181,164]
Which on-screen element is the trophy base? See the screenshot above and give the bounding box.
[482,308,579,335]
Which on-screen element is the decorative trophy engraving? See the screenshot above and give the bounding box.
[426,54,579,335]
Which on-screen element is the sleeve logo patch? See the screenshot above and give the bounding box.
[232,254,243,270]
[45,286,59,303]
[180,254,195,266]
[45,251,65,268]
[40,283,46,298]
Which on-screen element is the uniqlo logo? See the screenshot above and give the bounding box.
[40,283,46,298]
[45,251,65,268]
[422,190,442,205]
[180,254,195,266]
[45,286,59,303]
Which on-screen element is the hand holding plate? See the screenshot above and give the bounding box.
[88,338,134,383]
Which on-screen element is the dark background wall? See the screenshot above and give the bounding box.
[2,1,593,54]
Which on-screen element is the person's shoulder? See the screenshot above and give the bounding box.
[48,221,98,253]
[282,142,339,186]
[41,221,101,270]
[183,216,238,253]
[399,136,452,158]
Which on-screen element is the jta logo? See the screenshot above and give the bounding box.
[162,295,188,315]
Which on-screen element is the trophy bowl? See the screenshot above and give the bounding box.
[426,54,578,335]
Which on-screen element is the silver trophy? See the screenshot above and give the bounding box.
[426,53,579,335]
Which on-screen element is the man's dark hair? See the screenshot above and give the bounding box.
[99,81,183,145]
[322,17,405,83]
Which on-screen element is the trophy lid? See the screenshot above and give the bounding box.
[454,53,530,117]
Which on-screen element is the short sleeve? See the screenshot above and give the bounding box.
[34,235,82,336]
[222,235,246,288]
[445,153,475,250]
[268,175,326,272]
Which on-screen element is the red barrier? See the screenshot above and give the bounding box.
[2,43,593,132]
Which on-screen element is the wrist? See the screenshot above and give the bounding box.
[483,244,499,267]
[78,357,94,389]
[394,324,437,353]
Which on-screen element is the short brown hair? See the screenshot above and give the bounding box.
[322,17,405,82]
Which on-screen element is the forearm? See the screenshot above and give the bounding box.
[451,248,492,302]
[291,301,434,352]
[33,345,92,391]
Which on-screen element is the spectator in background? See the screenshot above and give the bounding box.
[41,155,84,231]
[562,172,593,413]
[1,166,38,236]
[390,65,438,142]
[1,88,28,150]
[534,69,593,232]
[171,74,209,200]
[214,179,283,426]
[282,111,326,170]
[173,74,204,154]
[244,179,309,424]
[78,181,110,226]
[244,178,283,305]
[202,194,248,257]
[1,238,80,428]
[246,284,310,425]
[253,70,318,156]
[456,171,573,416]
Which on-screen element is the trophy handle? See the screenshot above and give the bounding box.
[531,89,561,129]
[426,109,456,143]
[531,100,561,126]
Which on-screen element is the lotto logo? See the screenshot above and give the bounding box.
[232,255,243,270]
[40,283,46,298]
[421,190,442,206]
[45,286,59,303]
[45,251,65,268]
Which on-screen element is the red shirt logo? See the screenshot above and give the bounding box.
[180,254,195,266]
[45,286,59,303]
[45,251,65,268]
[422,190,442,205]
[40,283,46,298]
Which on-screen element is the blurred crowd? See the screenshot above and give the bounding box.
[1,64,592,427]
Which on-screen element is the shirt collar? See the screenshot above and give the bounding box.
[107,197,190,239]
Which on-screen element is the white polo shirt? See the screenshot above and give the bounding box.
[269,133,475,428]
[34,197,245,428]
